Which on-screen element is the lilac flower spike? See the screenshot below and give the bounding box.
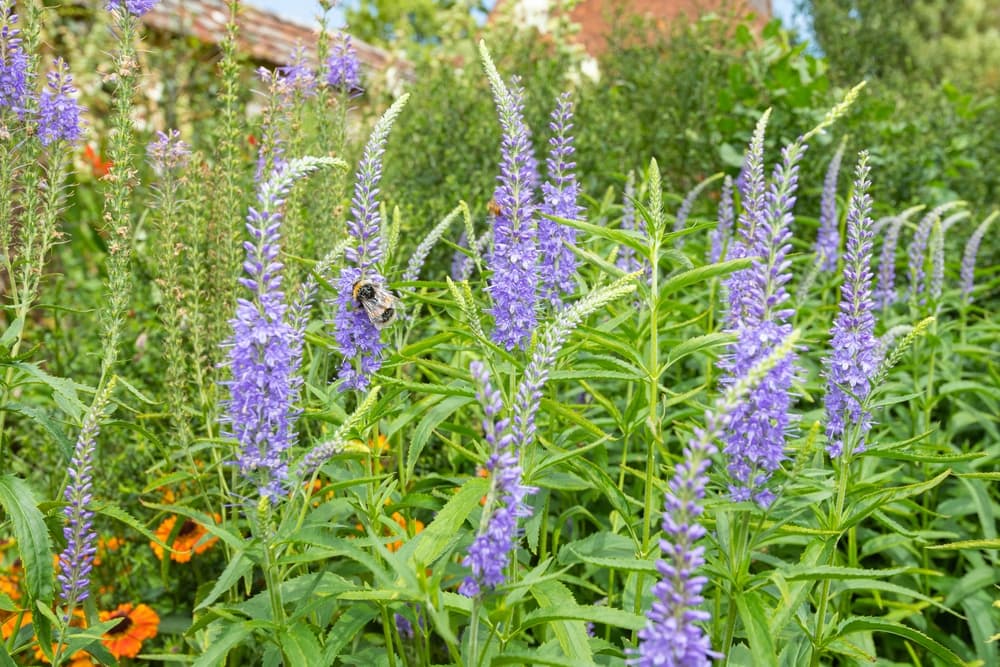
[106,0,159,16]
[673,173,723,249]
[0,5,28,114]
[480,43,539,351]
[223,157,340,501]
[814,139,846,271]
[59,380,115,613]
[824,152,879,458]
[616,170,644,274]
[907,201,962,302]
[37,59,85,147]
[538,92,581,305]
[875,216,904,309]
[718,133,804,506]
[280,46,317,98]
[633,332,799,666]
[332,94,409,391]
[459,361,534,597]
[708,175,734,264]
[961,213,996,304]
[462,276,637,596]
[326,32,362,94]
[147,129,190,172]
[725,109,770,327]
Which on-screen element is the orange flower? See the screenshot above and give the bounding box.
[82,144,112,178]
[1,610,29,640]
[93,536,122,567]
[150,515,220,563]
[387,512,424,553]
[0,558,22,601]
[99,603,159,659]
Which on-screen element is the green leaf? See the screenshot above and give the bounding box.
[196,551,252,611]
[837,617,965,665]
[408,476,488,567]
[0,316,23,349]
[529,579,593,662]
[0,475,53,603]
[191,622,252,667]
[406,394,474,480]
[279,623,323,665]
[10,362,89,420]
[322,606,378,664]
[519,605,645,631]
[2,402,73,459]
[658,257,751,297]
[736,591,777,666]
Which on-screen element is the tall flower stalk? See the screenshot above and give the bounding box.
[672,173,723,248]
[480,42,539,350]
[813,138,846,271]
[823,152,878,458]
[222,157,343,501]
[100,1,157,381]
[633,332,799,666]
[332,94,409,391]
[906,201,962,304]
[538,92,581,305]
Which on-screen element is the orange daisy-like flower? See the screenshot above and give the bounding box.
[387,512,424,553]
[99,603,159,659]
[0,559,22,601]
[150,515,220,563]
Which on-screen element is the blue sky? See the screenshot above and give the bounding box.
[250,0,802,31]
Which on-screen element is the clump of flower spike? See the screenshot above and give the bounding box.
[906,201,962,302]
[222,157,339,500]
[462,275,637,595]
[814,138,846,271]
[960,213,996,304]
[823,152,879,458]
[673,173,722,248]
[633,331,799,666]
[59,379,116,614]
[331,94,408,391]
[106,0,158,16]
[0,4,28,115]
[537,92,581,305]
[279,46,317,98]
[708,175,734,264]
[479,42,539,350]
[326,32,361,94]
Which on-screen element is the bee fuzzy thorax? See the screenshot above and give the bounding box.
[351,278,401,330]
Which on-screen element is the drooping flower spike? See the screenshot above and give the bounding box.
[672,172,723,248]
[708,174,734,264]
[960,212,996,304]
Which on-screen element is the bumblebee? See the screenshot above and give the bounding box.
[352,278,401,329]
[487,198,502,217]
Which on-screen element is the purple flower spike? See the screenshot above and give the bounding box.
[332,94,409,391]
[814,140,846,271]
[326,32,362,95]
[460,361,534,597]
[480,44,540,351]
[616,171,646,274]
[961,214,996,304]
[59,383,115,612]
[0,7,28,115]
[824,152,878,458]
[538,92,581,305]
[875,216,904,309]
[280,46,317,98]
[37,59,85,147]
[907,201,962,302]
[708,175,734,264]
[106,0,158,16]
[673,174,722,249]
[147,129,190,172]
[718,135,805,506]
[725,110,770,327]
[222,157,334,501]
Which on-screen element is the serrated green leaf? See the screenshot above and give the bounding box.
[837,617,965,665]
[0,475,53,604]
[407,394,473,480]
[191,622,252,667]
[736,591,776,666]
